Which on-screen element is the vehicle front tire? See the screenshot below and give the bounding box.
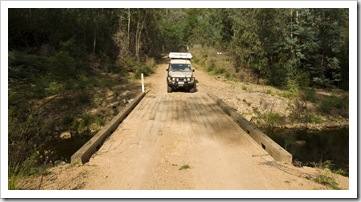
[167,86,172,93]
[189,83,196,93]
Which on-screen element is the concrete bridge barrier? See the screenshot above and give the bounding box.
[207,92,292,163]
[71,92,146,165]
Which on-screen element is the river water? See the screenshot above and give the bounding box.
[49,133,92,163]
[264,127,349,175]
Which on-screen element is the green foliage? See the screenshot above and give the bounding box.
[321,160,348,177]
[303,114,323,124]
[266,112,285,126]
[8,8,164,187]
[317,94,348,116]
[265,89,274,96]
[8,149,46,190]
[69,113,104,133]
[187,8,348,89]
[322,160,334,170]
[134,58,156,78]
[301,88,317,103]
[8,8,349,89]
[179,164,190,170]
[7,8,349,187]
[206,59,216,72]
[296,71,311,88]
[46,81,64,94]
[192,46,235,79]
[48,51,76,78]
[334,168,348,176]
[242,99,251,107]
[225,72,231,79]
[119,56,138,71]
[315,175,340,190]
[212,66,226,75]
[116,56,155,79]
[134,65,154,79]
[315,160,342,190]
[286,78,299,95]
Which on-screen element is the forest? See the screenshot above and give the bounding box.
[8,8,349,188]
[9,8,349,88]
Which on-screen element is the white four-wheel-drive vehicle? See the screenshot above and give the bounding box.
[166,52,196,93]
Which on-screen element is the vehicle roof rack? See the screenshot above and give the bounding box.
[169,52,192,59]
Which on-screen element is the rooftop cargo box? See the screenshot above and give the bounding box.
[169,52,192,59]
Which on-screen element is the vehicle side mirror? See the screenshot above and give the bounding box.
[192,69,195,72]
[166,68,168,71]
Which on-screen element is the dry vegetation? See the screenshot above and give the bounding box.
[191,45,349,130]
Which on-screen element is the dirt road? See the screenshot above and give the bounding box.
[22,63,348,191]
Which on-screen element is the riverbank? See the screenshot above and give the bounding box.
[194,66,349,131]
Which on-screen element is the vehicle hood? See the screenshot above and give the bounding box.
[169,71,193,78]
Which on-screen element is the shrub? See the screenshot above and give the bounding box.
[206,60,216,72]
[317,95,348,116]
[70,113,104,134]
[225,72,231,79]
[315,175,340,190]
[265,89,274,96]
[8,148,44,189]
[213,66,225,75]
[296,71,311,87]
[303,114,323,124]
[134,64,154,79]
[266,112,285,126]
[301,88,317,103]
[286,78,299,95]
[47,51,76,79]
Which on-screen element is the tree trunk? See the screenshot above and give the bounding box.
[93,24,96,55]
[128,8,131,49]
[135,9,147,61]
[290,9,293,38]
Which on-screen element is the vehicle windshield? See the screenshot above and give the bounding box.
[170,64,192,72]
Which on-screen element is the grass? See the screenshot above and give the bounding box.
[242,99,252,107]
[303,114,323,124]
[8,49,152,189]
[191,46,235,80]
[317,94,348,117]
[300,160,343,190]
[315,175,340,190]
[179,164,190,170]
[301,88,317,103]
[191,45,348,128]
[312,160,342,190]
[279,91,297,99]
[265,89,273,95]
[8,151,48,190]
[266,112,285,126]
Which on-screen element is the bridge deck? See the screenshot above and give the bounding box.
[80,91,307,190]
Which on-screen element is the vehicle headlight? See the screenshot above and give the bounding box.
[172,77,175,81]
[176,78,179,81]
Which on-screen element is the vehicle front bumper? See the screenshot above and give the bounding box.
[167,77,195,89]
